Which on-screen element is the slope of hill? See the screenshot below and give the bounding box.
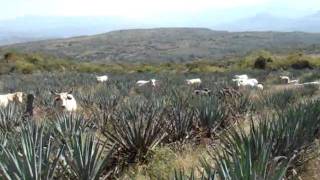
[2,28,320,63]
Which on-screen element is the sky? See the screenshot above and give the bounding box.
[1,0,320,22]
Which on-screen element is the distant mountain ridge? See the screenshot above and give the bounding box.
[0,16,149,45]
[2,28,320,63]
[0,35,46,46]
[216,12,320,32]
[1,12,320,45]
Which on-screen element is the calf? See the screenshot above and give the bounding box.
[52,90,77,112]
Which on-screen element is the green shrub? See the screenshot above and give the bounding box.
[77,63,105,73]
[237,50,274,69]
[291,60,313,69]
[254,55,272,69]
[15,61,37,74]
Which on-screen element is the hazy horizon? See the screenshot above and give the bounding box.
[2,0,320,23]
[1,0,320,45]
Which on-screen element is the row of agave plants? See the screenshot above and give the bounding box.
[174,100,320,179]
[0,71,318,179]
[0,97,249,178]
[202,99,320,179]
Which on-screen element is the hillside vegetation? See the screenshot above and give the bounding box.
[0,50,319,74]
[1,28,320,63]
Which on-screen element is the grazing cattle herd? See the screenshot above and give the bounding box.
[0,74,319,112]
[279,75,320,86]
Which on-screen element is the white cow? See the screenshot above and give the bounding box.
[237,78,259,88]
[96,75,108,82]
[280,76,299,84]
[295,81,320,86]
[136,79,158,87]
[234,74,249,80]
[257,84,264,90]
[301,81,320,85]
[186,78,202,85]
[136,80,150,87]
[0,92,24,107]
[232,74,249,83]
[52,90,77,112]
[150,79,157,87]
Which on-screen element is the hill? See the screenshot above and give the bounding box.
[2,28,320,63]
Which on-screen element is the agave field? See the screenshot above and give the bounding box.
[0,70,320,179]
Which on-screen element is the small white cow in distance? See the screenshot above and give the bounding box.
[232,74,249,82]
[150,79,157,87]
[236,78,258,87]
[237,78,263,90]
[52,90,77,112]
[295,81,320,86]
[232,74,263,90]
[186,78,202,85]
[301,81,320,85]
[136,80,151,87]
[136,79,158,87]
[0,92,24,107]
[96,75,108,82]
[257,84,264,90]
[280,76,299,84]
[234,74,249,80]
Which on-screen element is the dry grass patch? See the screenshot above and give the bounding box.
[121,144,210,179]
[299,140,320,180]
